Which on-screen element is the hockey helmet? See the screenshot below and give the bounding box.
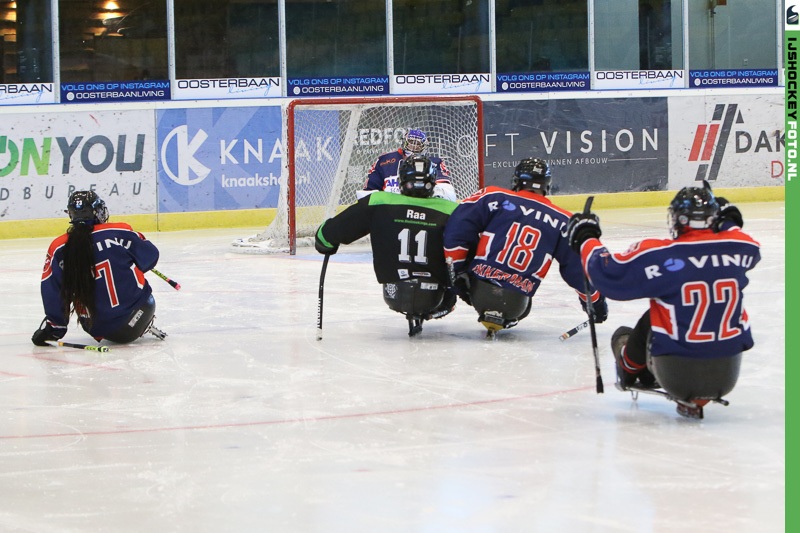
[667,181,719,238]
[398,155,437,198]
[512,158,551,195]
[66,190,109,225]
[402,128,428,156]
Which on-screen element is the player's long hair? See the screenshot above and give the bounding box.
[60,223,97,328]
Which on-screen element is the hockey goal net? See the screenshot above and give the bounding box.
[231,95,484,254]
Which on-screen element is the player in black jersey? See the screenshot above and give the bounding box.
[315,155,458,336]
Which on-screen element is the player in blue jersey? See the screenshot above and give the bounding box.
[32,191,167,346]
[360,128,457,202]
[443,158,607,336]
[316,155,458,336]
[566,182,760,416]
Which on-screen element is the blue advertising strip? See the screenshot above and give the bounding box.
[61,80,171,103]
[482,98,668,194]
[287,76,389,97]
[157,106,283,212]
[496,72,590,92]
[689,69,779,89]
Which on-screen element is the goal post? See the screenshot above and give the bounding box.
[232,95,484,254]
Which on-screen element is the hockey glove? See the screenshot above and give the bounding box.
[453,273,472,306]
[31,318,67,346]
[432,182,457,202]
[713,197,744,231]
[580,295,608,324]
[314,227,339,255]
[566,212,602,253]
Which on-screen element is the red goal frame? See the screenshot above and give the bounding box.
[286,95,485,254]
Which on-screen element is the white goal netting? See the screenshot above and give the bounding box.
[231,96,483,254]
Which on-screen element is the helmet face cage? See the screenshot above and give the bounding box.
[512,158,551,195]
[403,129,428,156]
[667,186,719,238]
[67,191,109,224]
[398,155,436,198]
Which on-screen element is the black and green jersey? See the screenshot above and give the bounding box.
[317,192,458,284]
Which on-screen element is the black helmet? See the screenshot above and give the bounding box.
[67,190,109,225]
[668,181,719,238]
[512,158,551,195]
[398,155,437,198]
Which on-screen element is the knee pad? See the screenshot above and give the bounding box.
[104,295,157,344]
[383,280,444,317]
[469,278,531,327]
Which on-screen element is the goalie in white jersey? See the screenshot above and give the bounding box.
[358,128,457,202]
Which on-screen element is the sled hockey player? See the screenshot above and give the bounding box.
[32,191,167,346]
[443,158,607,338]
[566,182,760,418]
[359,128,457,202]
[315,155,458,337]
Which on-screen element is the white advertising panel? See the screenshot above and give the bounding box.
[668,94,784,188]
[392,73,492,95]
[172,78,282,100]
[0,109,157,221]
[0,83,57,105]
[593,70,685,90]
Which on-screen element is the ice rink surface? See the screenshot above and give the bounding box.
[0,202,784,533]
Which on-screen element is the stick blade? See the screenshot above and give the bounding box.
[583,195,594,214]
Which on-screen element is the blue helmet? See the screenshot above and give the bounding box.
[403,129,428,156]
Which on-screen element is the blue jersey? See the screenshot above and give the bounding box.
[580,227,760,358]
[363,149,451,193]
[40,222,159,338]
[443,187,595,300]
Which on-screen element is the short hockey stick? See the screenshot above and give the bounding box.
[151,269,181,290]
[445,256,457,286]
[316,253,331,340]
[49,341,110,353]
[559,320,590,341]
[580,196,603,394]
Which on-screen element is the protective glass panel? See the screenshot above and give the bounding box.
[688,0,778,69]
[594,0,684,70]
[173,0,279,78]
[393,0,490,74]
[285,0,386,78]
[495,0,588,72]
[0,0,53,83]
[59,0,168,82]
